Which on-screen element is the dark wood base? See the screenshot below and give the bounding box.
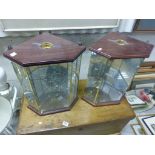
[82,96,124,107]
[27,97,79,116]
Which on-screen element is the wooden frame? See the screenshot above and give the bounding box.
[131,61,155,89]
[131,123,145,135]
[142,116,155,135]
[82,96,123,106]
[136,114,155,135]
[27,97,78,116]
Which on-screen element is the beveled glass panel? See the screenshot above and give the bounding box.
[120,58,143,86]
[83,52,108,104]
[12,56,82,115]
[83,52,144,106]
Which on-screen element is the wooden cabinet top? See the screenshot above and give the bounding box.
[89,32,153,59]
[3,33,86,67]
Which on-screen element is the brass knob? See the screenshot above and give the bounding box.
[116,39,126,45]
[40,42,53,49]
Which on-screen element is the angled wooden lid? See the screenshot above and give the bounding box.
[3,33,86,67]
[89,32,154,59]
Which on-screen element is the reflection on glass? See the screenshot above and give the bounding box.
[12,56,81,115]
[83,52,143,105]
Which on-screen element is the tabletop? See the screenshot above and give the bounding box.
[17,80,135,134]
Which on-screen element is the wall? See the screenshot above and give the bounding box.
[0,19,119,32]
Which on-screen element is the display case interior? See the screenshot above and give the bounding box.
[12,56,81,115]
[83,52,143,105]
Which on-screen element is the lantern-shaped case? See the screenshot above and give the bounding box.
[83,32,153,106]
[3,33,86,115]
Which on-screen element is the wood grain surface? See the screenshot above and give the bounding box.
[89,32,153,59]
[17,80,135,134]
[3,33,86,67]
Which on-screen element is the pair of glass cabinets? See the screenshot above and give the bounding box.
[3,32,153,115]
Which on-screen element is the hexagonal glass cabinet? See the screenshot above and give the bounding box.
[82,32,153,106]
[3,33,86,115]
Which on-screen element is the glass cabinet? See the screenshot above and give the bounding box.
[83,32,153,106]
[3,33,85,115]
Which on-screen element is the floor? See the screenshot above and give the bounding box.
[0,31,155,134]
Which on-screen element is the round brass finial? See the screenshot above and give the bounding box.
[116,39,126,45]
[40,42,53,49]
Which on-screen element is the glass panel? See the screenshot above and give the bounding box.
[83,54,144,105]
[88,52,108,77]
[110,59,123,70]
[71,56,81,101]
[94,61,124,104]
[28,63,69,113]
[12,56,81,114]
[105,59,122,86]
[105,67,119,86]
[12,62,29,92]
[67,62,73,104]
[85,82,123,104]
[84,52,108,103]
[99,83,123,103]
[120,58,144,86]
[12,62,39,111]
[113,73,128,92]
[103,58,144,93]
